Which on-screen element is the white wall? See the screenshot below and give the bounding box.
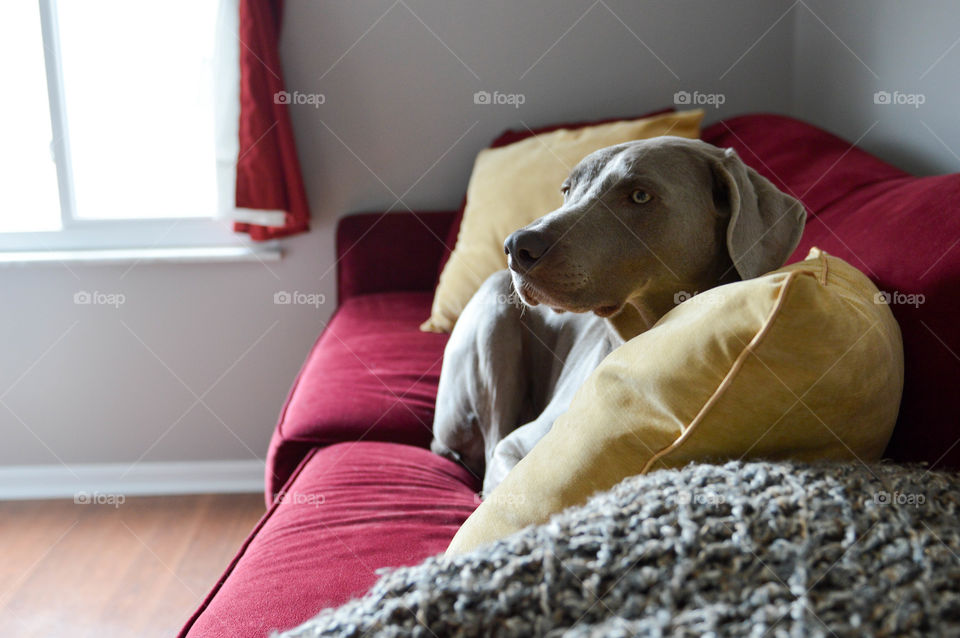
[6,0,957,487]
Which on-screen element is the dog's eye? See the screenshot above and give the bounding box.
[631,190,652,204]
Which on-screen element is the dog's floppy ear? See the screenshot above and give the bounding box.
[712,147,806,280]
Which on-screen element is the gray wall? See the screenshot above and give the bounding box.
[2,0,956,471]
[0,234,327,467]
[281,0,796,220]
[792,0,960,175]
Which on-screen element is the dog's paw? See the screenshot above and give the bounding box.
[430,438,458,461]
[482,442,523,495]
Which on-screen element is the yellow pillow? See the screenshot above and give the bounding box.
[447,249,904,554]
[421,109,704,333]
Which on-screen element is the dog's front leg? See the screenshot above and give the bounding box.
[432,270,530,480]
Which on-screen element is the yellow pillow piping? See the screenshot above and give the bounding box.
[639,270,803,473]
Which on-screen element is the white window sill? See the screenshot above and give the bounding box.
[0,244,282,266]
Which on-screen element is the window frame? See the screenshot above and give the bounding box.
[3,0,248,254]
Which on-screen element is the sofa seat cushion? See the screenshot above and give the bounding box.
[179,441,479,638]
[266,292,450,499]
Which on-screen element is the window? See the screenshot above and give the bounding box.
[2,1,242,253]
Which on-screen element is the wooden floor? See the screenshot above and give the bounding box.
[0,493,265,638]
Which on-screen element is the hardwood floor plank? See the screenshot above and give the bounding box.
[0,493,264,638]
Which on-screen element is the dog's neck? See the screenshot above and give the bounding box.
[606,266,741,343]
[605,298,670,343]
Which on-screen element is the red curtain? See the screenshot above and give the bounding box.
[234,0,310,240]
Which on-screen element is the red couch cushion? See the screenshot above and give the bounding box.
[180,441,479,638]
[266,293,450,500]
[701,114,907,214]
[703,114,960,469]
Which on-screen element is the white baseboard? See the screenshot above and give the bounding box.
[0,459,265,500]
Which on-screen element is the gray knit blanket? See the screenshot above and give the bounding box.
[277,461,960,637]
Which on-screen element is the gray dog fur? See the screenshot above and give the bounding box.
[431,137,806,493]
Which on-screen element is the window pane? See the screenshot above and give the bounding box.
[0,2,62,233]
[57,1,219,220]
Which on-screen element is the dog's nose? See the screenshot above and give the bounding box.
[504,229,549,271]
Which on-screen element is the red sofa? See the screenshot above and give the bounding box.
[178,114,960,637]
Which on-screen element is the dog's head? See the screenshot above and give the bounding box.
[503,136,806,319]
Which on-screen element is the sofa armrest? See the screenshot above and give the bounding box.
[336,210,457,303]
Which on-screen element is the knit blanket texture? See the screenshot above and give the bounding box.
[276,461,960,637]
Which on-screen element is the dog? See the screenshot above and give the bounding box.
[431,136,806,494]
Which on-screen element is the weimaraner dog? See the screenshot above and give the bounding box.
[432,136,806,494]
